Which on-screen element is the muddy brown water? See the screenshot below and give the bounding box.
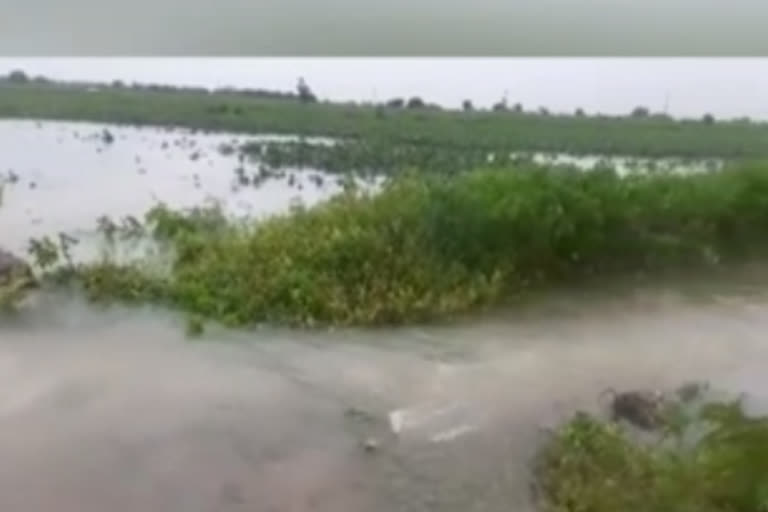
[1,273,768,512]
[1,120,767,511]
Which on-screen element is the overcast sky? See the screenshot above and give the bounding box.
[1,58,767,120]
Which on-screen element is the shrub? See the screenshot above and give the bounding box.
[60,162,768,327]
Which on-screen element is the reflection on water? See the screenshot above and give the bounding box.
[0,119,763,511]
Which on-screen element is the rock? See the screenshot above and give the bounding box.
[601,388,664,430]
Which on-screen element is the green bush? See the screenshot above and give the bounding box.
[533,396,768,512]
[64,162,768,327]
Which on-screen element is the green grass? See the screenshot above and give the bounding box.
[3,83,768,158]
[533,392,768,512]
[245,139,722,177]
[31,160,768,328]
[245,139,543,176]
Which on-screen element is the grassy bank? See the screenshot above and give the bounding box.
[31,161,768,328]
[533,390,768,512]
[3,83,768,158]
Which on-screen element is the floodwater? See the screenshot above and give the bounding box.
[0,120,345,256]
[1,120,768,512]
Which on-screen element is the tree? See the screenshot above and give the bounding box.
[538,107,550,116]
[296,77,316,103]
[631,106,650,118]
[462,99,474,112]
[406,96,425,109]
[7,69,28,84]
[512,102,523,113]
[385,98,404,108]
[575,107,585,117]
[702,113,715,125]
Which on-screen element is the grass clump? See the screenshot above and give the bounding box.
[532,393,768,512]
[55,161,768,327]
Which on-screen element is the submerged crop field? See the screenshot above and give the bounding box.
[3,80,768,159]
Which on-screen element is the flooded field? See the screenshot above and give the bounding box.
[518,151,723,176]
[0,120,720,256]
[1,119,767,511]
[0,120,346,256]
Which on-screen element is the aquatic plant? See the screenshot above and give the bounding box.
[0,190,37,311]
[532,391,768,512]
[243,139,725,179]
[40,160,768,328]
[242,139,514,177]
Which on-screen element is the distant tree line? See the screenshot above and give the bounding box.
[0,69,316,104]
[0,69,739,125]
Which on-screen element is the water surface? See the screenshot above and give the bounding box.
[0,120,341,255]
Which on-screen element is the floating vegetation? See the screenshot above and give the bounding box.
[233,167,249,186]
[241,139,723,179]
[218,142,236,156]
[309,173,325,188]
[101,129,114,145]
[242,139,506,177]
